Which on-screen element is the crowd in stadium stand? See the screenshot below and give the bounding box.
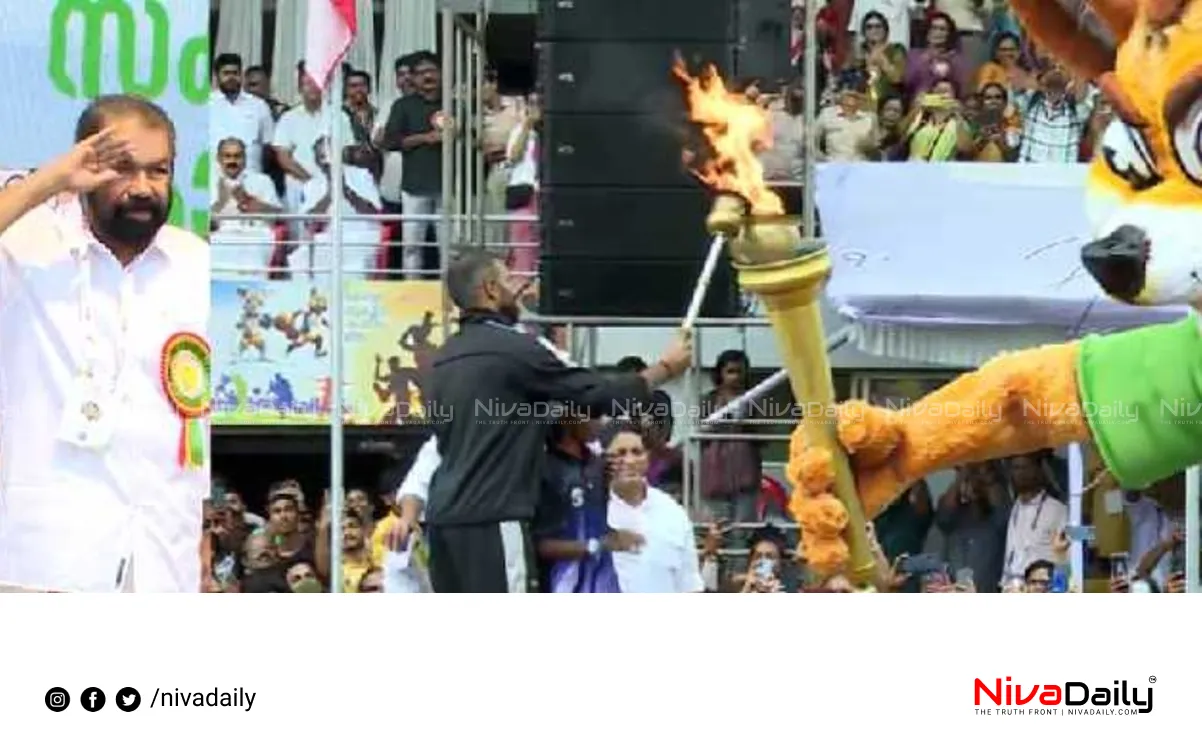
[206,2,1186,594]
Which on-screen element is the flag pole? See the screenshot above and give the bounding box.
[328,61,346,593]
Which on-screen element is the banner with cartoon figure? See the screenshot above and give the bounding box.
[211,279,446,425]
[0,0,208,235]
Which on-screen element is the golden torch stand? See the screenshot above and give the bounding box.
[707,195,875,585]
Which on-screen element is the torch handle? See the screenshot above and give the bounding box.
[682,234,727,330]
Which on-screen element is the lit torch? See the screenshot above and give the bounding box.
[672,60,874,585]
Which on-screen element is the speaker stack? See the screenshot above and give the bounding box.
[536,0,741,318]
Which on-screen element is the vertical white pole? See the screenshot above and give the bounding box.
[1067,444,1084,590]
[1186,466,1200,592]
[328,63,347,593]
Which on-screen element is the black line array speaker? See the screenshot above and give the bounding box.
[537,0,741,318]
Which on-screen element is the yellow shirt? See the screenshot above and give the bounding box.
[371,513,398,567]
[341,551,375,593]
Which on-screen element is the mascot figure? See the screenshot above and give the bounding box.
[789,0,1202,578]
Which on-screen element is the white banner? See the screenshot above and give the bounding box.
[0,0,208,235]
[816,162,1183,334]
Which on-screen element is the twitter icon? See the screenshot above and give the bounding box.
[115,687,141,712]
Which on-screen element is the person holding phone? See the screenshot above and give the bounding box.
[738,525,790,593]
[903,77,973,160]
[936,461,1009,593]
[969,82,1020,161]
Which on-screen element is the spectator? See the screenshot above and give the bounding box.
[298,136,382,278]
[904,77,973,160]
[343,68,378,148]
[1123,489,1175,588]
[373,54,417,217]
[699,350,764,525]
[346,488,374,538]
[241,531,279,579]
[872,479,933,591]
[381,50,446,279]
[421,250,691,592]
[875,93,908,160]
[265,481,315,566]
[936,462,1009,592]
[1015,65,1093,163]
[244,64,287,120]
[533,416,630,593]
[614,356,681,493]
[1023,559,1054,593]
[814,82,878,162]
[974,31,1036,100]
[1079,97,1113,162]
[603,422,706,593]
[760,80,806,196]
[272,64,355,223]
[226,489,267,531]
[210,136,282,274]
[203,498,243,593]
[283,559,323,593]
[210,52,275,175]
[379,430,437,557]
[736,525,791,593]
[504,94,540,277]
[848,0,915,48]
[854,11,907,108]
[316,508,377,593]
[904,12,968,97]
[931,0,992,66]
[967,82,1021,161]
[1001,452,1066,585]
[482,73,522,251]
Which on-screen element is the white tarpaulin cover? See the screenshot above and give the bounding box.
[816,163,1186,366]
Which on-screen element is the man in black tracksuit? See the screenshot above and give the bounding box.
[421,250,691,592]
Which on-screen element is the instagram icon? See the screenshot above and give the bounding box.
[44,687,70,712]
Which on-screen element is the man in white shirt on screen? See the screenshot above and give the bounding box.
[271,65,356,219]
[210,137,282,277]
[209,53,275,175]
[1001,452,1067,586]
[0,95,210,593]
[299,137,382,278]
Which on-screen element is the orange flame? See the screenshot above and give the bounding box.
[672,58,784,216]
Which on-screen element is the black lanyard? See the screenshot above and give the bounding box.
[1011,493,1047,532]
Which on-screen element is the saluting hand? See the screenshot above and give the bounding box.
[47,127,135,194]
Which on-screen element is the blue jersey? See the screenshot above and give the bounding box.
[533,445,619,593]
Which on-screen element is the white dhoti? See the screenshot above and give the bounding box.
[210,225,277,280]
[298,226,381,281]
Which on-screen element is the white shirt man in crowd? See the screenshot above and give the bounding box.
[604,424,704,593]
[299,137,383,278]
[1122,489,1174,588]
[272,65,356,219]
[209,53,274,176]
[1001,452,1066,586]
[210,136,282,276]
[0,95,210,592]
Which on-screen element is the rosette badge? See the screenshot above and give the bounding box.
[160,331,211,469]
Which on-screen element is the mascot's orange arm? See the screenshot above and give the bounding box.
[788,342,1091,579]
[843,341,1091,518]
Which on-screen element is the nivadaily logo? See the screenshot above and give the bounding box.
[974,676,1154,716]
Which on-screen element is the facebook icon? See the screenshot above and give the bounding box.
[80,687,106,712]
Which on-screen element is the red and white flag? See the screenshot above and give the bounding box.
[305,0,358,91]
